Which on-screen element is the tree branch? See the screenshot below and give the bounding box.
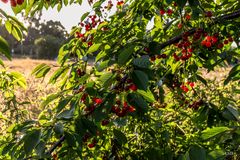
[156,8,240,52]
[42,8,240,157]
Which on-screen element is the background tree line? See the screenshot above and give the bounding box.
[0,12,67,59]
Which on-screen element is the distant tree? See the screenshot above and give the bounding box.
[0,12,67,59]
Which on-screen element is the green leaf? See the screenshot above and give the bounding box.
[113,129,127,145]
[81,118,98,135]
[196,74,207,86]
[24,129,41,155]
[0,58,4,67]
[201,127,230,140]
[154,15,163,29]
[127,93,148,113]
[133,56,151,69]
[137,89,155,103]
[175,0,187,9]
[35,140,46,158]
[53,122,64,135]
[65,132,76,147]
[98,72,114,89]
[132,70,149,91]
[31,63,51,78]
[224,64,240,85]
[207,150,225,160]
[222,105,240,121]
[118,44,135,66]
[189,145,206,160]
[11,0,27,14]
[56,108,74,119]
[188,0,200,7]
[81,12,90,22]
[87,43,101,54]
[41,93,59,108]
[10,71,27,89]
[0,36,11,60]
[56,97,72,113]
[49,67,68,84]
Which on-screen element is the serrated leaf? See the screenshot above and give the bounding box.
[127,93,148,113]
[133,56,150,69]
[35,140,45,158]
[56,108,74,119]
[49,67,68,84]
[81,118,98,135]
[118,45,135,66]
[132,70,149,91]
[87,43,101,53]
[224,64,240,85]
[113,129,127,145]
[98,72,114,88]
[41,93,59,108]
[137,89,155,103]
[189,145,206,160]
[24,129,41,155]
[201,127,230,140]
[196,74,207,86]
[10,71,27,89]
[175,0,187,9]
[81,12,90,22]
[31,63,51,78]
[0,36,11,60]
[56,97,72,113]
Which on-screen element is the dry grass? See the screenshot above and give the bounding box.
[2,58,59,119]
[1,58,234,119]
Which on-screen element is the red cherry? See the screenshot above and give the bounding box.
[88,143,96,148]
[205,11,213,17]
[129,84,137,91]
[201,40,206,46]
[224,40,229,44]
[161,54,167,58]
[88,41,93,47]
[16,0,23,5]
[150,56,156,61]
[217,43,224,49]
[93,98,103,105]
[160,9,165,15]
[144,47,150,52]
[206,36,212,41]
[205,41,212,48]
[178,23,183,29]
[101,119,110,126]
[167,9,173,15]
[126,79,133,83]
[128,106,136,113]
[211,36,218,44]
[228,37,233,42]
[189,82,194,88]
[187,53,192,58]
[81,93,88,102]
[1,0,8,3]
[116,100,121,105]
[187,48,193,53]
[10,0,17,7]
[185,14,191,20]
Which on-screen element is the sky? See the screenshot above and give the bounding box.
[0,1,92,32]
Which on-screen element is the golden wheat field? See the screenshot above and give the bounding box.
[1,58,234,119]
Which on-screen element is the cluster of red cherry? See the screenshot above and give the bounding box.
[180,81,195,93]
[111,101,136,117]
[1,0,24,7]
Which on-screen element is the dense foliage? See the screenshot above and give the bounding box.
[0,0,240,159]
